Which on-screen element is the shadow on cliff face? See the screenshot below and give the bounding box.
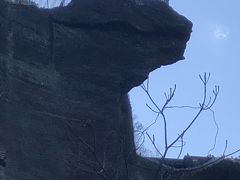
[52,0,192,94]
[0,0,193,180]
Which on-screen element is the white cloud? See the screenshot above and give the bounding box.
[211,24,230,40]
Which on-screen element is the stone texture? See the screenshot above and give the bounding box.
[2,0,236,180]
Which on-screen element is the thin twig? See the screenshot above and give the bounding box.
[146,132,163,157]
[177,134,184,159]
[208,109,219,155]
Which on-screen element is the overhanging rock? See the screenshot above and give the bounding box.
[52,0,192,93]
[0,0,193,180]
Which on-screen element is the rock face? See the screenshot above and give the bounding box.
[0,0,192,179]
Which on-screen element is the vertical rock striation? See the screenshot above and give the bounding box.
[0,0,194,179]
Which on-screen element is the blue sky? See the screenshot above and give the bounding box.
[130,0,240,158]
[31,0,240,158]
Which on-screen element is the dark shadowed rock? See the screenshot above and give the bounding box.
[4,0,232,180]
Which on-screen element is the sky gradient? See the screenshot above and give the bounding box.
[130,0,240,158]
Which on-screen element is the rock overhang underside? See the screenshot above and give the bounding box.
[1,0,192,93]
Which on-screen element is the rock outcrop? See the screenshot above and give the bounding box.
[1,0,222,179]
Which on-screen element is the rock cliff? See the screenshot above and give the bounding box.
[2,0,227,179]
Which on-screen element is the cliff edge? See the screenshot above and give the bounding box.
[0,0,199,179]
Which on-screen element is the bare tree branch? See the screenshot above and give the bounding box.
[138,73,238,176]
